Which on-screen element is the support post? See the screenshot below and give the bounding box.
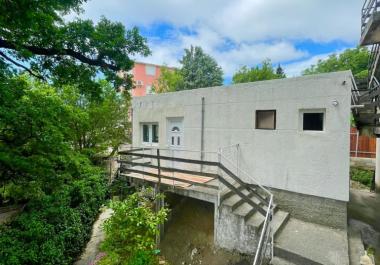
[157,149,161,190]
[376,138,380,192]
[200,97,205,172]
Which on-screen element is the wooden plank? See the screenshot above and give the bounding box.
[124,168,218,190]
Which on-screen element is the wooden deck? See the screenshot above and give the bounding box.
[121,166,218,189]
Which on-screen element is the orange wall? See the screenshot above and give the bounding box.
[131,62,162,97]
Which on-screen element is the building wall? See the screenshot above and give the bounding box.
[131,62,162,97]
[132,71,352,202]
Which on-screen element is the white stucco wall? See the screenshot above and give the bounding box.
[131,71,352,202]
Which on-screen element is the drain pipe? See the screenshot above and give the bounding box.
[201,97,205,172]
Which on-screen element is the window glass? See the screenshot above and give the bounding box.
[172,126,180,132]
[145,65,156,76]
[152,124,159,143]
[177,137,180,146]
[256,110,276,130]
[143,124,150,142]
[303,113,324,131]
[171,136,175,145]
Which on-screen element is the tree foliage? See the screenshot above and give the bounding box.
[152,67,183,93]
[0,0,150,92]
[232,59,286,84]
[179,46,223,90]
[99,190,169,265]
[302,47,369,79]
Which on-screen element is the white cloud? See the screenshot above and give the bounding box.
[67,0,361,79]
[75,0,361,43]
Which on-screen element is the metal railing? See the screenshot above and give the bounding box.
[362,0,380,34]
[219,144,274,265]
[119,146,274,264]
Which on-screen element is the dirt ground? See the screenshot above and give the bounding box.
[160,195,252,265]
[348,188,380,264]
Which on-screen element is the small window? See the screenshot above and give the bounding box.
[143,124,150,142]
[172,126,180,132]
[145,65,156,76]
[142,123,159,144]
[256,110,276,130]
[303,113,324,131]
[152,124,159,143]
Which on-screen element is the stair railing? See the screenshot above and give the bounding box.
[362,0,380,34]
[218,145,274,265]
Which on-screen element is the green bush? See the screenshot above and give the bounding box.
[0,169,107,265]
[350,167,374,188]
[99,190,169,265]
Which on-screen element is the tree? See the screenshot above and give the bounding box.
[276,64,286,78]
[179,46,223,90]
[232,59,283,84]
[0,0,150,92]
[152,67,183,93]
[302,47,369,79]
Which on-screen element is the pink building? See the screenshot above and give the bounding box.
[129,62,169,97]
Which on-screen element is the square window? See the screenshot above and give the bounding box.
[303,112,324,131]
[145,65,156,76]
[256,110,276,130]
[143,124,150,142]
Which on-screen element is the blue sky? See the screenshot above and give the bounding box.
[68,0,363,83]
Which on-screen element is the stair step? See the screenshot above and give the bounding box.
[274,246,323,265]
[220,184,245,202]
[271,257,297,265]
[272,210,290,238]
[246,210,266,228]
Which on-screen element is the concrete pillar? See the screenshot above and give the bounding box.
[376,138,380,192]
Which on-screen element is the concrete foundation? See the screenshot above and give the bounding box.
[270,187,347,229]
[350,157,376,170]
[214,204,259,254]
[376,138,380,192]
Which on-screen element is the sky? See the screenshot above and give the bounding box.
[68,0,363,83]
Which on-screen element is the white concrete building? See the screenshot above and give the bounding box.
[132,71,351,202]
[127,71,352,263]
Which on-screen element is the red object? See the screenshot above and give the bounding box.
[130,62,164,97]
[350,127,376,158]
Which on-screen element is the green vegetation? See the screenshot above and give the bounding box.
[232,59,286,84]
[99,190,169,265]
[350,167,374,188]
[0,0,150,264]
[302,47,369,79]
[152,67,183,93]
[153,45,223,93]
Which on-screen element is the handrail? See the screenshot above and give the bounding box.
[120,146,274,264]
[362,0,380,33]
[253,195,273,265]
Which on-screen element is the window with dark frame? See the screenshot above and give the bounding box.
[256,110,276,130]
[303,112,324,131]
[142,124,149,142]
[152,124,159,143]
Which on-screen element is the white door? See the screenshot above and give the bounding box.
[168,118,183,148]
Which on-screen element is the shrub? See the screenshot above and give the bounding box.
[350,167,374,188]
[0,169,107,265]
[99,189,169,265]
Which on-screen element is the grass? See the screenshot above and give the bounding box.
[350,167,374,188]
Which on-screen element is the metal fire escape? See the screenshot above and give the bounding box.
[353,0,380,134]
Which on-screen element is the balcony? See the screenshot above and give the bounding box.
[361,0,380,46]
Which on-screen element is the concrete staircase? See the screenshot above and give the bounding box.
[221,188,289,235]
